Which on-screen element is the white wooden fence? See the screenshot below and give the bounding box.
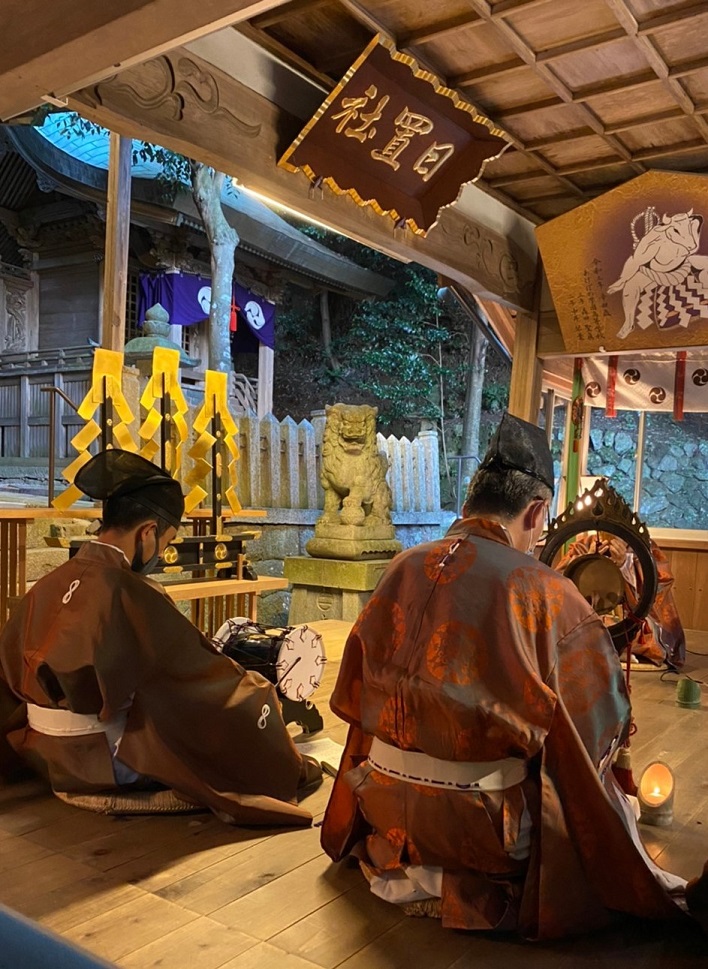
[232,411,441,513]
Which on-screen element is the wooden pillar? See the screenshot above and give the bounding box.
[508,311,543,424]
[101,132,132,351]
[542,388,555,444]
[257,344,274,418]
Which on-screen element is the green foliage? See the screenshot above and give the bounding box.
[482,380,509,414]
[275,225,471,432]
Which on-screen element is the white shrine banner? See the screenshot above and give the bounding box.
[582,352,708,414]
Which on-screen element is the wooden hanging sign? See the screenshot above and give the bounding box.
[279,35,508,235]
[537,170,708,354]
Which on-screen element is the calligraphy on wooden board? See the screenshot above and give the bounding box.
[537,171,708,354]
[279,35,508,235]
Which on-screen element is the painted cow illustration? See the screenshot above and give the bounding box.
[607,208,708,338]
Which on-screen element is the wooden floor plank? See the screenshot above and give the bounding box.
[34,874,149,934]
[0,833,54,872]
[118,916,259,969]
[58,813,220,873]
[267,883,404,968]
[105,819,273,894]
[0,852,102,910]
[62,894,200,962]
[0,789,73,836]
[209,854,361,938]
[219,941,327,969]
[155,823,325,916]
[333,915,477,969]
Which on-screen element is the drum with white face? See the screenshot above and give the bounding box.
[212,619,326,702]
[275,625,326,702]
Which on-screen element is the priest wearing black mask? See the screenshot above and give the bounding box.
[0,450,320,826]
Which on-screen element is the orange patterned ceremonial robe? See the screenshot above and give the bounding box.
[0,542,312,826]
[322,518,685,939]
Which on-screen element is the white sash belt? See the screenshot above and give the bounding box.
[368,737,527,792]
[27,703,140,785]
[27,703,112,737]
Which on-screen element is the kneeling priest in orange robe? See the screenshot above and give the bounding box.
[322,413,707,939]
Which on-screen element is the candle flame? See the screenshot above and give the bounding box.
[652,786,661,797]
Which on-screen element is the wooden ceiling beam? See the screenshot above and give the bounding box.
[604,0,708,147]
[522,188,605,204]
[489,170,559,188]
[488,0,555,17]
[467,0,642,172]
[0,0,294,120]
[495,94,564,118]
[334,0,444,81]
[572,70,660,102]
[524,128,596,150]
[604,107,685,134]
[523,105,695,148]
[637,1,708,35]
[499,132,708,191]
[236,22,335,90]
[398,12,484,47]
[251,0,328,29]
[669,55,708,80]
[452,58,528,87]
[631,138,708,162]
[553,155,629,177]
[536,27,627,63]
[545,137,708,176]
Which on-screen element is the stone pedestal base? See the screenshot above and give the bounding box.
[305,523,401,561]
[284,555,391,625]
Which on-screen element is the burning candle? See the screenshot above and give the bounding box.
[638,762,675,826]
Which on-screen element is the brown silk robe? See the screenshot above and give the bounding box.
[0,542,312,826]
[321,518,685,939]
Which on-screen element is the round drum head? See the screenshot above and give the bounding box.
[563,554,625,615]
[275,625,326,701]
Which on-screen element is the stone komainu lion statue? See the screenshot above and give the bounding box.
[319,403,392,528]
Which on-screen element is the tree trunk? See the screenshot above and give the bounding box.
[460,321,488,498]
[319,290,339,369]
[190,163,238,372]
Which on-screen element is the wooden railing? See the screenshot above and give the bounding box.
[182,370,258,415]
[232,412,440,513]
[0,352,259,459]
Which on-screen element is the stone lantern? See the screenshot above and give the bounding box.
[124,303,199,376]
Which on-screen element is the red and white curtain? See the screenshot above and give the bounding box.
[582,351,708,418]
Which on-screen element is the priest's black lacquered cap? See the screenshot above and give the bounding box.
[480,412,555,494]
[75,449,185,529]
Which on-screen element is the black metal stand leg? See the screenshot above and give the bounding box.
[279,695,324,734]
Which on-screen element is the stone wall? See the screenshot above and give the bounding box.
[585,410,708,529]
